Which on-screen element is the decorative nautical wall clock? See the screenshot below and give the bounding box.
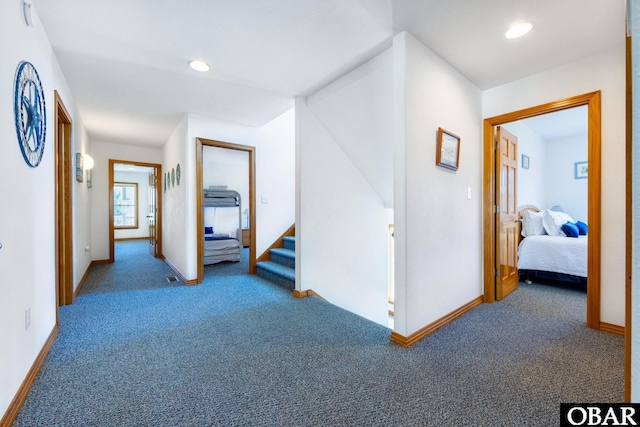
[14,61,46,167]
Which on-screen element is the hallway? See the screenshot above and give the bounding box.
[12,241,624,426]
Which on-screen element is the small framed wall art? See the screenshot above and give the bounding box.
[75,153,84,182]
[436,127,460,171]
[574,161,588,179]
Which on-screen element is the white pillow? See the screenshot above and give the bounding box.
[521,210,546,237]
[542,209,575,236]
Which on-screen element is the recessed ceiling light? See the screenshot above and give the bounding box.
[189,60,210,72]
[505,22,533,39]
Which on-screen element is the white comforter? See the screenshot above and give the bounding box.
[517,235,587,278]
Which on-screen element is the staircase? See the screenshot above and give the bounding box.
[256,236,295,290]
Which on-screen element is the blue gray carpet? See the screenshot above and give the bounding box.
[12,240,623,426]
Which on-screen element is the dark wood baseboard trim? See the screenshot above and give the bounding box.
[390,296,484,348]
[600,322,625,336]
[92,259,111,265]
[257,224,295,263]
[293,289,308,298]
[164,258,198,285]
[292,289,324,300]
[0,325,59,427]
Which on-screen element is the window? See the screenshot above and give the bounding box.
[114,182,138,228]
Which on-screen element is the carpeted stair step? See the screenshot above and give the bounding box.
[270,247,295,269]
[256,261,295,291]
[283,236,295,251]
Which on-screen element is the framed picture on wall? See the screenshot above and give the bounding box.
[574,161,588,179]
[521,154,530,170]
[75,153,84,182]
[436,127,460,171]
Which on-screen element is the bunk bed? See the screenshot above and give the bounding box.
[203,188,242,265]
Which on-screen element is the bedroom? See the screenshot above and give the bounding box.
[201,145,250,271]
[502,105,589,296]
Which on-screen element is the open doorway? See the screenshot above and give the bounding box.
[54,91,73,310]
[196,138,256,283]
[500,106,589,302]
[483,91,602,328]
[108,160,162,262]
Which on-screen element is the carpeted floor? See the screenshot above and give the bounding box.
[13,240,623,426]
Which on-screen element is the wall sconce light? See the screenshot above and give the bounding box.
[21,0,34,28]
[84,154,94,188]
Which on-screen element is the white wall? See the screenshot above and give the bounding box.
[163,111,295,281]
[298,98,390,326]
[503,120,588,221]
[255,109,296,255]
[90,141,163,261]
[307,49,394,207]
[181,114,256,280]
[544,134,589,221]
[502,121,547,210]
[296,46,393,327]
[162,115,190,276]
[72,129,92,293]
[483,45,626,326]
[113,170,152,240]
[0,1,90,417]
[393,32,483,336]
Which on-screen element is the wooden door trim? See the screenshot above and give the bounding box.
[483,91,601,330]
[624,35,631,402]
[196,138,256,283]
[54,91,73,309]
[109,160,162,262]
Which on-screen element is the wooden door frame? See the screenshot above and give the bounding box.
[624,34,631,402]
[196,138,256,283]
[109,160,163,262]
[483,91,601,330]
[54,91,73,310]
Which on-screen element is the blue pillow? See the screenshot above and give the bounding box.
[576,221,588,235]
[205,226,214,234]
[561,222,579,238]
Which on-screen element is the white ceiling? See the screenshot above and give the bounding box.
[518,106,588,141]
[32,0,625,148]
[113,163,154,174]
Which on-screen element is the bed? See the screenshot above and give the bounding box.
[203,188,242,265]
[203,234,242,265]
[517,205,588,286]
